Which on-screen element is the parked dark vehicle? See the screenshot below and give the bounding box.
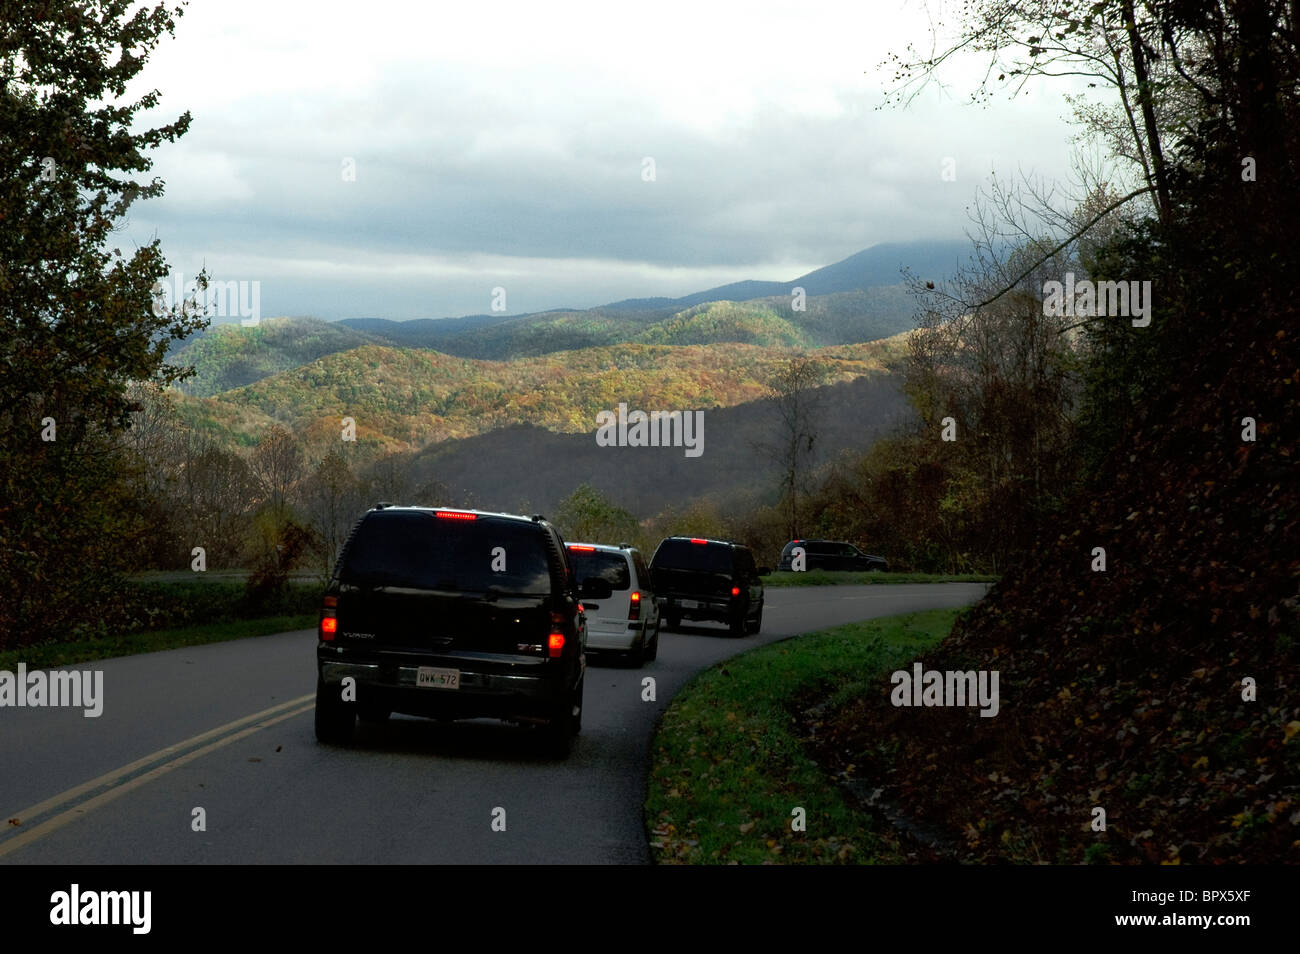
[649,536,766,636]
[314,505,606,757]
[777,539,889,573]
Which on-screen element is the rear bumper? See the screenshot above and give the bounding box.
[586,621,648,653]
[318,648,575,719]
[661,595,734,623]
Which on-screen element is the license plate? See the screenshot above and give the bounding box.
[417,667,460,689]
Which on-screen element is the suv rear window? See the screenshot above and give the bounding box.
[653,539,734,573]
[340,511,553,594]
[568,550,631,590]
[631,551,651,589]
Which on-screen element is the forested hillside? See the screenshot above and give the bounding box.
[172,336,905,451]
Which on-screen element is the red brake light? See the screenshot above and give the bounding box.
[569,545,595,551]
[628,590,641,620]
[320,617,338,640]
[690,538,707,545]
[731,586,740,596]
[630,591,641,602]
[548,612,567,657]
[436,510,477,520]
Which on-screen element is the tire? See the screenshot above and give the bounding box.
[573,675,584,734]
[315,676,355,745]
[746,603,763,634]
[541,675,582,758]
[729,607,747,636]
[644,623,659,662]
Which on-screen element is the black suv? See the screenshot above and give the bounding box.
[777,539,889,572]
[314,505,610,756]
[649,536,767,636]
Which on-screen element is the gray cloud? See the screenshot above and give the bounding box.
[121,10,1088,320]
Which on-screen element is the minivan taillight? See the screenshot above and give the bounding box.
[628,591,641,620]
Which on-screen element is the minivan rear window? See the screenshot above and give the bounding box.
[652,539,734,573]
[340,511,553,594]
[567,550,631,590]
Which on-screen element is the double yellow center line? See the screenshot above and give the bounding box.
[0,693,315,859]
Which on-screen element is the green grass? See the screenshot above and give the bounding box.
[761,570,997,587]
[0,615,317,671]
[645,608,962,864]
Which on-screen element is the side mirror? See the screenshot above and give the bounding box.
[580,578,613,600]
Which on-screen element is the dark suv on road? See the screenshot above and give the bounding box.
[649,536,767,636]
[777,539,889,572]
[314,505,610,757]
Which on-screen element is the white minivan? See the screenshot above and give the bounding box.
[565,542,660,666]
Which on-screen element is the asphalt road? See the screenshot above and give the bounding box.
[0,583,988,864]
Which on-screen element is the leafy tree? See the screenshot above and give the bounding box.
[760,356,829,539]
[0,1,201,645]
[181,439,259,569]
[251,424,304,513]
[301,448,367,579]
[552,483,639,545]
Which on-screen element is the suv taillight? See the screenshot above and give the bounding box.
[628,591,641,620]
[549,611,567,657]
[730,586,740,596]
[320,595,338,641]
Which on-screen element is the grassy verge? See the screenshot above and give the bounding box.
[762,571,997,587]
[0,615,317,671]
[645,608,962,864]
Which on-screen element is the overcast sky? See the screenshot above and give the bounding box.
[121,0,1096,322]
